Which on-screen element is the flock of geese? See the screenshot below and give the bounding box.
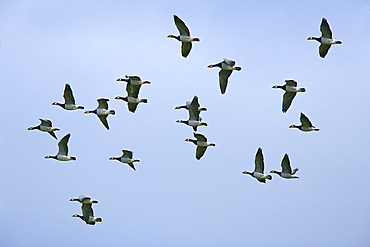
[27,15,341,225]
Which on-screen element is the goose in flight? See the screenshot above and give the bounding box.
[308,18,342,58]
[290,112,320,132]
[85,98,115,130]
[242,147,272,183]
[70,195,98,204]
[176,95,207,131]
[167,15,200,58]
[207,58,241,94]
[185,132,215,160]
[71,196,101,225]
[273,80,306,113]
[109,150,140,170]
[115,76,148,113]
[52,83,84,110]
[45,133,76,161]
[175,96,207,112]
[28,119,60,139]
[270,154,299,179]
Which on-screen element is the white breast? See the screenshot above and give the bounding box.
[96,109,109,115]
[57,155,71,161]
[188,120,201,126]
[321,37,335,45]
[179,35,193,42]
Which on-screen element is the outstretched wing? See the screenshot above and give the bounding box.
[282,92,297,113]
[219,70,233,94]
[300,113,313,127]
[320,18,332,38]
[195,146,207,160]
[97,98,109,110]
[254,148,265,173]
[188,96,200,121]
[98,115,109,130]
[48,131,58,140]
[127,163,136,170]
[181,42,192,58]
[174,15,190,36]
[319,44,331,58]
[39,119,52,127]
[128,102,139,113]
[57,133,70,155]
[63,84,76,105]
[193,132,207,142]
[122,150,133,159]
[281,154,292,174]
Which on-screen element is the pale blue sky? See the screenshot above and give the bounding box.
[0,1,369,246]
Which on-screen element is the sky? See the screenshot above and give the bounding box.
[0,0,369,246]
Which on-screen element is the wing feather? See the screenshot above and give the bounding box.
[63,84,76,105]
[281,154,292,174]
[196,146,207,160]
[282,92,297,113]
[254,148,264,173]
[219,70,232,94]
[300,113,313,127]
[98,115,109,130]
[319,44,331,58]
[174,15,190,36]
[320,18,332,38]
[57,133,70,155]
[181,42,192,58]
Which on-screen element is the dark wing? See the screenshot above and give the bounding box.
[181,42,192,58]
[254,148,264,173]
[48,131,58,140]
[81,204,93,222]
[319,44,331,58]
[195,146,207,160]
[97,98,109,110]
[174,15,190,36]
[281,154,292,174]
[219,70,233,94]
[122,150,133,159]
[193,132,207,142]
[282,92,297,113]
[128,76,141,82]
[300,113,313,127]
[127,163,136,170]
[285,80,297,87]
[223,58,236,66]
[57,133,70,155]
[188,96,200,121]
[39,119,52,127]
[128,102,139,113]
[63,84,76,105]
[126,83,141,98]
[98,115,109,130]
[320,18,332,38]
